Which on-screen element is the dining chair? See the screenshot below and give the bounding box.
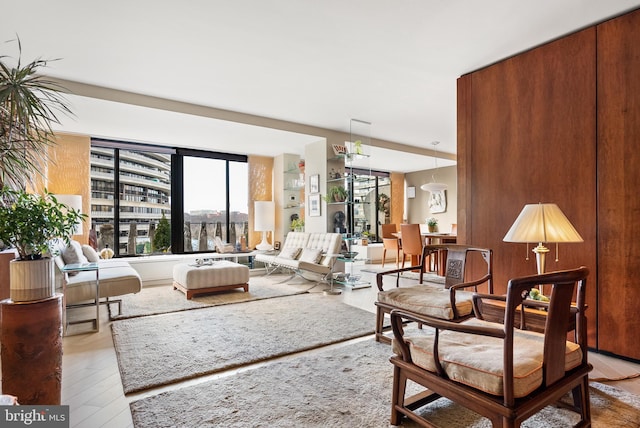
[399,224,424,270]
[381,224,402,268]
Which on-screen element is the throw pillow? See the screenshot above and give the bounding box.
[298,248,323,264]
[278,247,302,260]
[62,241,89,265]
[62,241,89,275]
[82,244,100,262]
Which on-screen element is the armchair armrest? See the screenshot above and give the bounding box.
[449,273,492,292]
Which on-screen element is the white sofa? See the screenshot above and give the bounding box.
[52,240,142,317]
[255,232,342,280]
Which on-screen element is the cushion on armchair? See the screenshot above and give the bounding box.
[379,285,474,320]
[394,318,582,398]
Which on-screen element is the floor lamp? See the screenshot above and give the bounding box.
[503,203,583,293]
[254,201,275,251]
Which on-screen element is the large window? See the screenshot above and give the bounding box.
[90,140,247,257]
[181,155,248,253]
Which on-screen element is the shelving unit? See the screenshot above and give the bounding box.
[273,154,304,246]
[324,119,373,289]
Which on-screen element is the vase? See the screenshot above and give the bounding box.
[9,258,55,302]
[428,225,436,233]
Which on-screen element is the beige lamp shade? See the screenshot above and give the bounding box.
[53,194,83,236]
[503,203,583,244]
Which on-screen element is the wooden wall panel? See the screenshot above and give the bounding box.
[459,28,598,344]
[596,9,640,359]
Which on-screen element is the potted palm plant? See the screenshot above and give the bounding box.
[0,188,85,301]
[0,39,77,301]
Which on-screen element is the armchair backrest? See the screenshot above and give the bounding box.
[505,267,589,389]
[421,244,493,293]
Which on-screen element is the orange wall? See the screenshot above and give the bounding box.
[248,155,274,249]
[40,133,91,244]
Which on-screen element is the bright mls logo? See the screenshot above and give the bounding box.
[1,406,69,427]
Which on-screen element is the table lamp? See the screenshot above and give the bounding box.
[503,203,583,276]
[254,201,275,251]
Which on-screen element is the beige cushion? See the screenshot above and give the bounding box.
[279,247,301,260]
[82,244,100,262]
[62,240,89,265]
[299,248,323,263]
[378,284,474,320]
[396,318,582,398]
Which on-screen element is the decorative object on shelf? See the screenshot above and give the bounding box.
[323,185,348,203]
[254,201,275,251]
[332,144,347,156]
[354,140,363,154]
[309,174,320,193]
[298,159,305,175]
[0,188,86,301]
[308,193,321,217]
[503,202,583,291]
[334,211,346,233]
[290,217,304,232]
[420,141,448,193]
[426,217,438,233]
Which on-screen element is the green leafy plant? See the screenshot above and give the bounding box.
[0,38,72,189]
[0,187,86,260]
[427,217,438,227]
[323,185,348,203]
[291,218,305,231]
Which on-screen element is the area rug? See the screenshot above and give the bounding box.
[111,274,315,320]
[130,339,640,427]
[112,293,376,394]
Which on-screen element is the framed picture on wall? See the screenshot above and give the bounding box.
[308,193,321,216]
[429,190,447,213]
[407,186,416,199]
[310,174,320,193]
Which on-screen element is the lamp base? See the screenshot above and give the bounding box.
[255,232,273,252]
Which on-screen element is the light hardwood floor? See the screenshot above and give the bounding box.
[61,266,640,428]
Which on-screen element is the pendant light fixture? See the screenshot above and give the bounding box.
[420,141,448,192]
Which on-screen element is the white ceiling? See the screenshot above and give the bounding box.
[3,0,639,172]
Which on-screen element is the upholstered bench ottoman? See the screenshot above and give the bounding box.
[172,260,250,299]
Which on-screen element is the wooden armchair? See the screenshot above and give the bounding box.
[389,267,591,428]
[375,244,492,343]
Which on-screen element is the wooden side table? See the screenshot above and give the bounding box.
[479,298,579,334]
[0,294,63,405]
